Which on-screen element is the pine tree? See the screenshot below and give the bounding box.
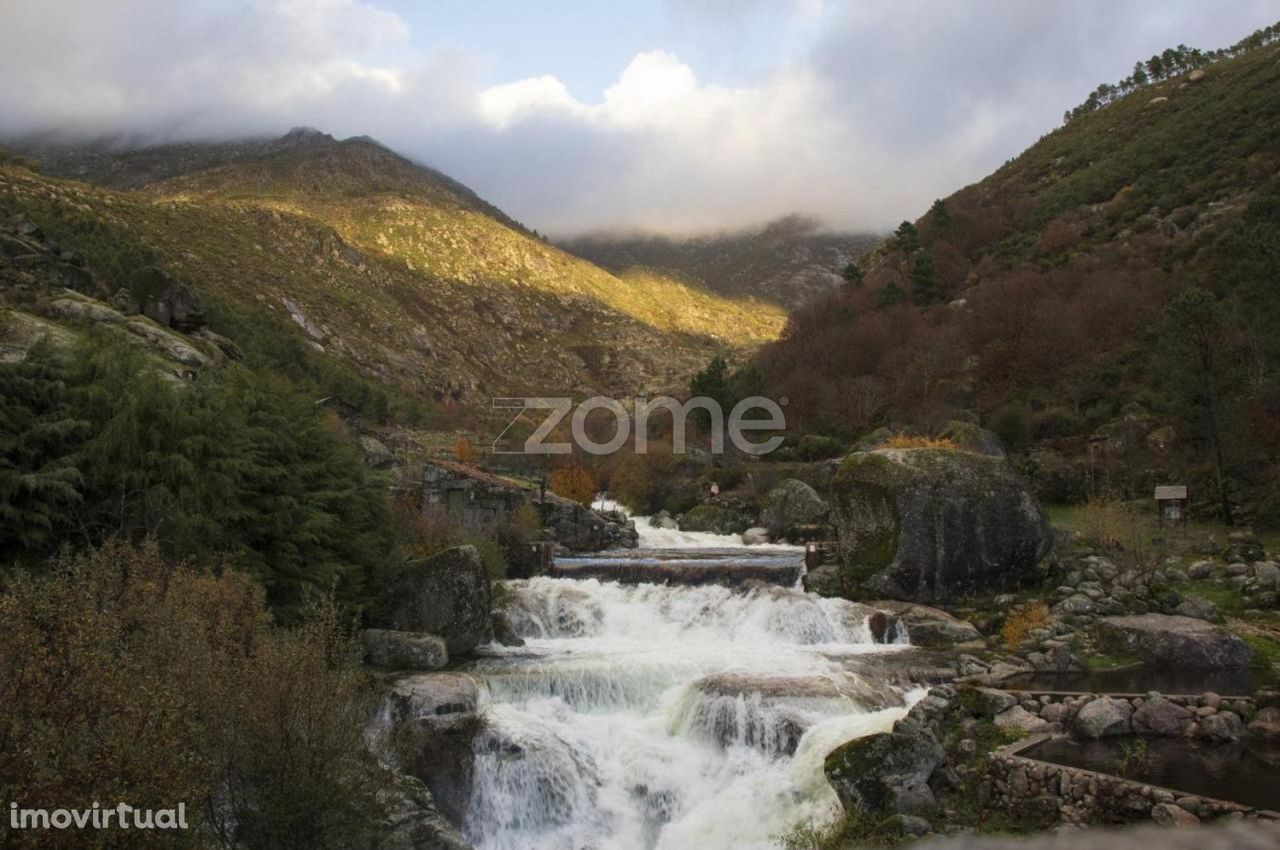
[0,345,90,558]
[841,262,863,286]
[911,252,940,304]
[876,282,906,309]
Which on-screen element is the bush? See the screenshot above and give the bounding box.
[1001,601,1050,651]
[0,540,389,850]
[989,404,1030,454]
[882,434,959,450]
[796,434,846,460]
[1029,406,1083,440]
[550,460,596,507]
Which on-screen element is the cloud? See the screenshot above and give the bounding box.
[0,0,1275,234]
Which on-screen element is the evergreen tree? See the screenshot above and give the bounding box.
[876,281,906,309]
[841,262,863,286]
[929,199,951,227]
[893,221,920,253]
[910,252,940,304]
[0,345,90,559]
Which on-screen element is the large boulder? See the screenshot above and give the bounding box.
[362,629,448,671]
[829,448,1052,602]
[1132,695,1192,736]
[1071,696,1132,738]
[936,420,1006,457]
[1098,614,1252,669]
[824,730,946,816]
[868,600,982,647]
[383,546,493,655]
[678,502,753,535]
[761,478,829,533]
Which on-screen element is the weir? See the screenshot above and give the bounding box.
[454,508,923,850]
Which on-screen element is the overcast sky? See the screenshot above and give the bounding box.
[1,1,1275,235]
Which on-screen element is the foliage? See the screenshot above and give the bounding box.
[0,540,389,850]
[550,460,596,507]
[882,434,959,450]
[1001,601,1051,651]
[453,434,476,464]
[0,335,393,621]
[1063,23,1279,123]
[1113,739,1150,778]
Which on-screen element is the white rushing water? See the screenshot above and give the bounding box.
[455,505,919,850]
[594,498,802,551]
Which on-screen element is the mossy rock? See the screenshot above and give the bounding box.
[824,731,946,817]
[830,448,1052,603]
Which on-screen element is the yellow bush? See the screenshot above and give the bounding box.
[882,434,960,450]
[453,434,475,464]
[1001,601,1050,651]
[551,461,596,507]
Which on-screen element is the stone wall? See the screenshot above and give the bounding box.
[989,689,1262,741]
[420,460,637,552]
[988,734,1278,827]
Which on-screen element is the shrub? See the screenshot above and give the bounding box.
[1001,601,1051,651]
[453,435,475,464]
[550,461,596,507]
[882,434,959,450]
[989,404,1030,453]
[0,540,389,850]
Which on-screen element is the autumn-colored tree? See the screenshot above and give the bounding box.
[453,434,475,464]
[550,461,596,507]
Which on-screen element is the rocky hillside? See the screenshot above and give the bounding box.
[1,130,784,410]
[756,34,1280,522]
[560,214,880,309]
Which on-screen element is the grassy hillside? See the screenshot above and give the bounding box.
[757,38,1280,523]
[560,215,880,309]
[2,131,783,412]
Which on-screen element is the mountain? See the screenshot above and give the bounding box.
[559,215,880,309]
[1,130,785,413]
[756,35,1280,521]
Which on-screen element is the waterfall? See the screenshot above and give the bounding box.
[460,563,918,850]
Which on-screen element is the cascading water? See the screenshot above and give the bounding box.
[457,510,919,850]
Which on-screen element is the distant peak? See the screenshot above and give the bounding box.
[281,126,333,143]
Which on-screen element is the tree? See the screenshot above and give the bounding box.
[893,221,920,253]
[910,252,940,304]
[1159,288,1236,524]
[453,434,475,464]
[876,281,906,309]
[841,262,864,287]
[929,199,951,228]
[0,344,90,559]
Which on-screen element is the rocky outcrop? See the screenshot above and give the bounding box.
[382,545,493,655]
[1098,614,1252,669]
[378,772,474,850]
[829,448,1052,602]
[760,478,829,534]
[677,501,754,535]
[362,629,448,671]
[388,674,483,829]
[937,420,1006,457]
[868,600,982,647]
[825,730,947,816]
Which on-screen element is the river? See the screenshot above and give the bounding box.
[457,507,921,850]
